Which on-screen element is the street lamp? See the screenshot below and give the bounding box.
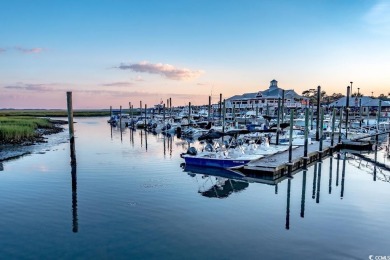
[372,91,374,98]
[358,87,360,97]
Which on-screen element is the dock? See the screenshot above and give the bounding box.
[239,130,390,176]
[241,140,334,176]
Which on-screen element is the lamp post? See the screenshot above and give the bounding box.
[372,91,374,98]
[358,88,360,97]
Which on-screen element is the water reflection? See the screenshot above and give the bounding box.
[316,162,322,204]
[328,157,333,194]
[285,179,291,230]
[69,139,78,233]
[300,170,307,218]
[0,162,3,171]
[184,165,249,199]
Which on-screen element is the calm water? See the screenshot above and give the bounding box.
[1,117,390,259]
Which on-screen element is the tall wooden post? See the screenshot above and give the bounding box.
[67,92,75,141]
[316,85,321,141]
[119,105,122,127]
[189,102,191,124]
[281,90,285,122]
[288,109,294,174]
[377,100,382,131]
[345,86,350,139]
[331,108,336,149]
[319,107,324,160]
[208,96,211,121]
[219,93,222,123]
[303,107,309,168]
[338,107,343,144]
[222,99,226,133]
[276,97,281,145]
[144,104,147,128]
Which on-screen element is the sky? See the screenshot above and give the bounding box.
[1,0,390,109]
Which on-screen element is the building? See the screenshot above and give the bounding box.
[226,79,308,110]
[328,96,390,116]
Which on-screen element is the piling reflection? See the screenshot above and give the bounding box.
[300,170,307,218]
[312,163,317,199]
[341,153,346,199]
[316,162,322,204]
[286,179,291,230]
[328,157,333,194]
[69,139,78,233]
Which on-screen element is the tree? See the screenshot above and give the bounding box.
[301,89,327,105]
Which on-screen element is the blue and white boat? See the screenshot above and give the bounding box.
[181,130,263,169]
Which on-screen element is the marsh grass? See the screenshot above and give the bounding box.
[0,117,53,142]
[0,110,110,117]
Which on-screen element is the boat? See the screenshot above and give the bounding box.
[181,130,264,169]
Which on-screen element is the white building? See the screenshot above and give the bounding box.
[226,79,308,110]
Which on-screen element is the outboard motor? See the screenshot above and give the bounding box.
[186,147,197,156]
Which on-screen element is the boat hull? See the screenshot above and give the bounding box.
[183,155,251,169]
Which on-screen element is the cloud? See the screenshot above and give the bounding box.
[4,83,56,91]
[364,0,390,34]
[134,76,144,82]
[197,83,209,86]
[117,61,204,80]
[101,82,134,87]
[14,47,44,54]
[0,48,6,53]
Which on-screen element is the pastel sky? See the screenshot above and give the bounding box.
[1,0,390,109]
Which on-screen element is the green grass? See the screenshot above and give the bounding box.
[0,117,53,142]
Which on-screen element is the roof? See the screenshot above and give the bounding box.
[329,96,390,107]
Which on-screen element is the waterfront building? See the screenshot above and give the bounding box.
[225,79,308,111]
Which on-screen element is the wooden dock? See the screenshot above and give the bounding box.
[240,140,334,175]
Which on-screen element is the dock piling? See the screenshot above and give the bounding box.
[316,85,321,141]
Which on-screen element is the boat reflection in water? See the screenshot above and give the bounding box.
[183,165,249,199]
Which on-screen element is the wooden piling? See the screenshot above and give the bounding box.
[144,104,147,128]
[66,92,75,140]
[110,106,112,118]
[189,102,191,124]
[303,107,309,167]
[288,109,294,174]
[222,99,226,133]
[377,100,382,130]
[345,86,350,139]
[281,90,285,122]
[331,108,336,148]
[119,105,122,127]
[276,97,281,145]
[316,85,321,141]
[219,93,222,123]
[208,96,211,121]
[338,107,343,144]
[319,107,324,159]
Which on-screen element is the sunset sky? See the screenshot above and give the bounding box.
[1,0,390,109]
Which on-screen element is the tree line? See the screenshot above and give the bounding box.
[301,89,390,106]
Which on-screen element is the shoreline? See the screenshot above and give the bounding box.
[0,119,67,162]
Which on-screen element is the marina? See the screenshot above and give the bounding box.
[1,117,390,259]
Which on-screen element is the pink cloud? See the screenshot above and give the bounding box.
[14,47,44,54]
[117,61,204,80]
[101,82,134,87]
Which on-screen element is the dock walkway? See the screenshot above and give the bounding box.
[242,140,334,175]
